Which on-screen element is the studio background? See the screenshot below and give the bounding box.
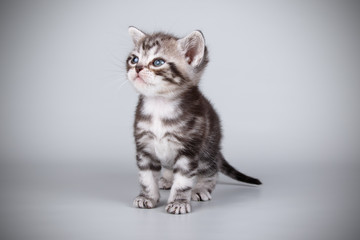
[1,1,359,240]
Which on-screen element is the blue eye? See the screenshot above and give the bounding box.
[153,59,165,67]
[131,56,139,64]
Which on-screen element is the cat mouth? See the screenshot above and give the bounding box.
[134,75,146,84]
[135,76,144,82]
[134,76,154,86]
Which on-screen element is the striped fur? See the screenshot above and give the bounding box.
[127,27,261,214]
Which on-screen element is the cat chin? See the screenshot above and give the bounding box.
[132,81,173,97]
[133,85,160,97]
[135,89,175,98]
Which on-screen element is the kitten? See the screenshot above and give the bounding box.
[126,27,261,214]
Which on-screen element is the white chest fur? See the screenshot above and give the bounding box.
[139,97,182,165]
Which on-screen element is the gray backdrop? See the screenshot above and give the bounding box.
[1,1,359,240]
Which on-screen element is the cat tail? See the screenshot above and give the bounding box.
[220,154,262,185]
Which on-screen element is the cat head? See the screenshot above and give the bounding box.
[126,27,208,97]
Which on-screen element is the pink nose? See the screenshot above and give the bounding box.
[135,65,144,73]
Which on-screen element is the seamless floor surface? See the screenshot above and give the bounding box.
[1,159,359,240]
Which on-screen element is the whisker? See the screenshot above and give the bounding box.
[101,75,124,83]
[100,71,128,90]
[117,79,129,90]
[104,69,124,73]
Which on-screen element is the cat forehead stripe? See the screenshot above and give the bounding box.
[137,34,174,52]
[142,38,161,51]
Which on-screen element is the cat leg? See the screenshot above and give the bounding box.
[165,156,196,214]
[191,174,217,201]
[133,153,161,209]
[159,167,173,190]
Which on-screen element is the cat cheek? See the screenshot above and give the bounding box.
[127,70,136,81]
[143,71,157,83]
[127,71,133,81]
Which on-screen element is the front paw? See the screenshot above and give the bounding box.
[159,177,172,190]
[165,200,191,214]
[133,196,157,209]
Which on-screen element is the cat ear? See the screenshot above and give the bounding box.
[128,26,146,45]
[178,30,205,67]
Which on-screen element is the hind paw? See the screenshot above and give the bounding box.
[191,189,212,201]
[159,177,172,190]
[133,196,157,209]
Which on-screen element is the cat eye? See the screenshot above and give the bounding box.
[131,56,139,64]
[153,59,165,67]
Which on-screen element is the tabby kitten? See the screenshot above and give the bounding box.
[127,27,261,214]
